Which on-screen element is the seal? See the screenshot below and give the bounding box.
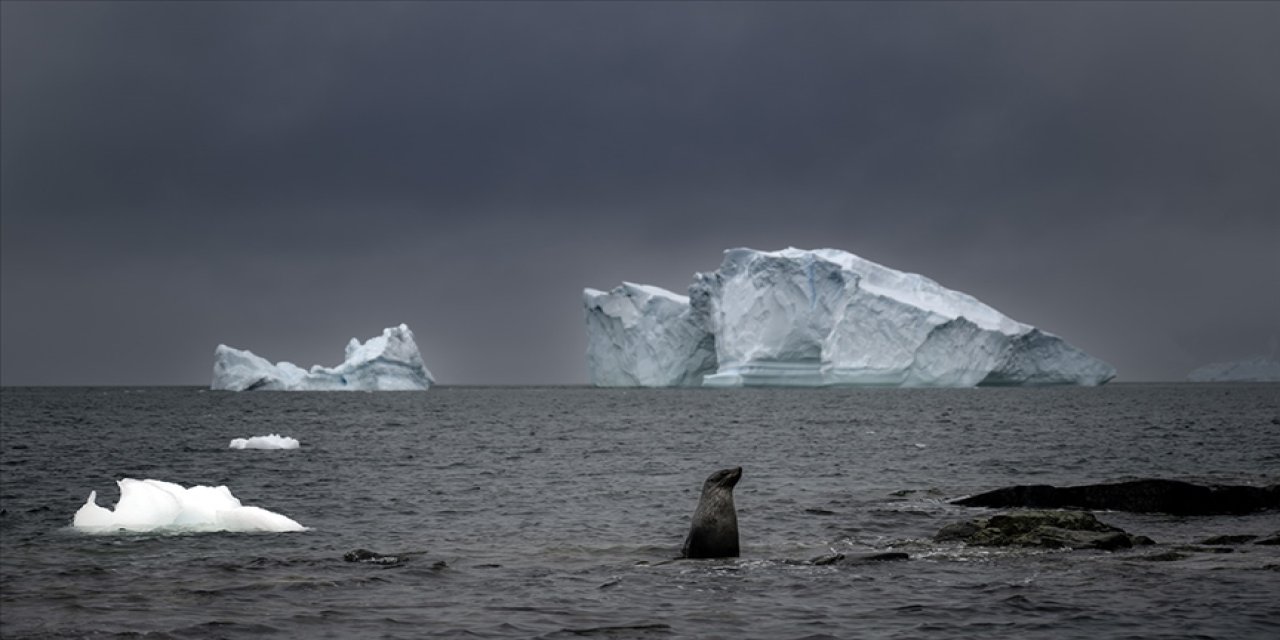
[681,466,742,559]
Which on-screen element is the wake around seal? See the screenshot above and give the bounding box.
[681,466,742,559]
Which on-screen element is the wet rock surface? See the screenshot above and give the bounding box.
[343,548,442,568]
[935,510,1154,550]
[953,479,1279,515]
[1198,534,1258,545]
[808,552,910,565]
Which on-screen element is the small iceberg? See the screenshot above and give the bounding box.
[229,434,300,450]
[212,323,434,391]
[73,478,306,533]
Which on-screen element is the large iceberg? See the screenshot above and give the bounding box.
[1187,356,1280,382]
[583,248,1115,387]
[212,324,434,391]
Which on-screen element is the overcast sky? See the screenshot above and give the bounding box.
[2,1,1277,386]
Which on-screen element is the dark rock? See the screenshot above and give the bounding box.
[343,548,405,565]
[935,510,1151,550]
[935,520,984,542]
[953,479,1279,516]
[890,488,944,498]
[1254,533,1280,546]
[1199,534,1258,545]
[1090,532,1138,551]
[861,552,910,562]
[810,552,909,565]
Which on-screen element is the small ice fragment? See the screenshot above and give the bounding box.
[229,434,300,450]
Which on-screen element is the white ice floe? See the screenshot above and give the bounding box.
[229,434,300,450]
[72,478,306,533]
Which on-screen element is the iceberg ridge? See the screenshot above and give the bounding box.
[583,283,716,387]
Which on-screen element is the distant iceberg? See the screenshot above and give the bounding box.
[1187,356,1280,382]
[229,434,300,450]
[73,478,305,533]
[584,248,1115,387]
[212,324,434,391]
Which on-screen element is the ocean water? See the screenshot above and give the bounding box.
[2,384,1278,639]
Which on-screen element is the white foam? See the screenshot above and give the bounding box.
[72,478,306,533]
[229,434,300,450]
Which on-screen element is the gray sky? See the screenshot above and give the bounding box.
[2,1,1277,385]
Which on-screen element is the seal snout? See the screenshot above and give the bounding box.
[708,466,742,489]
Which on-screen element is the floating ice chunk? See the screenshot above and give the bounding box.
[229,434,300,450]
[212,324,434,391]
[72,478,305,533]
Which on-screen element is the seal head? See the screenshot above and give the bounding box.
[681,466,742,559]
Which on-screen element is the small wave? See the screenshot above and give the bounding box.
[164,620,285,637]
[542,622,672,638]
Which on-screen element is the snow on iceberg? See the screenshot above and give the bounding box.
[72,478,305,533]
[584,248,1115,387]
[583,283,717,386]
[212,324,434,391]
[229,434,300,450]
[1187,356,1280,382]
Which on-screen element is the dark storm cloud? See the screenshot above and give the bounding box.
[2,1,1277,384]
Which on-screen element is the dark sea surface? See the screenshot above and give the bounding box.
[2,384,1278,639]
